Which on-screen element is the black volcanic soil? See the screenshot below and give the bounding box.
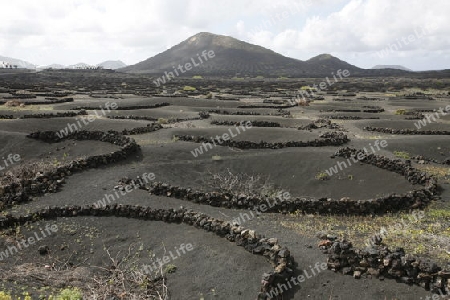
[0,70,449,299]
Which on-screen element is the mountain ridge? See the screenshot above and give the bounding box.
[120,32,408,77]
[0,55,36,69]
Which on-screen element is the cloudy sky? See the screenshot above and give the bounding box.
[1,0,449,71]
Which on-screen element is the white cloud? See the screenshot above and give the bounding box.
[0,0,448,70]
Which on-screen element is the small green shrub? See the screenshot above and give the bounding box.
[394,151,410,159]
[183,85,196,91]
[158,118,168,124]
[0,291,12,300]
[55,288,82,300]
[164,264,177,274]
[315,171,329,181]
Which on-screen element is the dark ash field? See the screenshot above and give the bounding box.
[0,70,449,300]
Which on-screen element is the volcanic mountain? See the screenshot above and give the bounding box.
[120,32,368,77]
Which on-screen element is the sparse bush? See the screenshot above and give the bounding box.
[207,169,284,198]
[4,100,24,107]
[54,288,82,300]
[192,75,203,79]
[315,171,329,181]
[395,109,406,115]
[0,160,58,187]
[158,118,168,124]
[164,264,177,274]
[296,98,310,106]
[183,86,196,91]
[0,291,12,300]
[0,291,31,300]
[84,245,169,300]
[394,151,410,159]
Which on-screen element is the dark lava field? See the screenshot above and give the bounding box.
[0,69,449,300]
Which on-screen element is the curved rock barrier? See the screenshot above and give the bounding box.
[44,97,74,101]
[208,109,261,116]
[364,127,450,135]
[24,111,86,119]
[121,123,163,135]
[0,111,87,119]
[40,97,74,104]
[298,119,344,131]
[363,105,383,109]
[320,238,449,296]
[156,94,187,98]
[321,109,361,113]
[0,205,295,299]
[107,115,157,121]
[332,98,353,102]
[405,94,434,100]
[411,155,450,165]
[0,98,74,106]
[356,97,383,101]
[107,115,202,123]
[333,147,437,186]
[211,120,281,127]
[36,92,72,98]
[363,108,385,113]
[174,132,349,150]
[324,115,380,120]
[142,182,435,215]
[3,94,37,100]
[131,147,438,215]
[0,130,140,209]
[320,109,384,113]
[214,96,239,101]
[237,104,297,109]
[405,114,424,120]
[72,102,170,111]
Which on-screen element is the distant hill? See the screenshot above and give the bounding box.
[97,60,127,70]
[37,64,65,71]
[372,65,412,72]
[0,55,35,69]
[120,32,363,77]
[306,54,362,74]
[37,60,126,70]
[67,63,91,69]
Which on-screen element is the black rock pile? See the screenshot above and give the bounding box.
[211,120,281,127]
[364,127,450,135]
[321,238,449,296]
[174,131,349,149]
